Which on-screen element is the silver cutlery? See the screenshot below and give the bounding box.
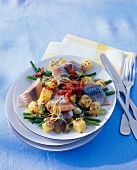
[120,114,130,135]
[117,90,137,139]
[100,54,137,118]
[120,58,135,135]
[100,54,137,139]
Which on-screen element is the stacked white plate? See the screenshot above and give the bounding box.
[5,55,116,151]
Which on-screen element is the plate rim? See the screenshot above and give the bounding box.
[12,55,116,140]
[9,120,102,152]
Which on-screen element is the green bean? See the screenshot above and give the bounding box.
[30,119,35,123]
[104,79,112,85]
[38,68,41,72]
[73,114,101,122]
[81,110,90,115]
[36,67,52,77]
[30,61,39,72]
[103,87,108,92]
[105,90,115,96]
[38,122,44,127]
[29,118,44,124]
[34,119,44,123]
[84,119,99,126]
[32,62,52,77]
[23,116,35,120]
[26,75,37,80]
[31,116,44,119]
[23,112,31,115]
[84,116,101,122]
[38,120,46,127]
[79,72,96,78]
[23,115,44,120]
[43,71,52,77]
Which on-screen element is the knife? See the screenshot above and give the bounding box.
[100,54,137,119]
[100,54,126,92]
[100,54,137,136]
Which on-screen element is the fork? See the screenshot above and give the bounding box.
[117,89,137,139]
[120,58,136,135]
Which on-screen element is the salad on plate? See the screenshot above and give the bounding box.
[17,57,115,135]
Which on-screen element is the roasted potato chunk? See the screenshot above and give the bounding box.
[42,118,54,133]
[73,118,86,133]
[49,58,66,71]
[28,101,39,113]
[83,76,92,84]
[90,102,101,115]
[81,57,93,71]
[95,79,106,88]
[46,78,58,89]
[78,94,92,108]
[37,87,53,105]
[70,94,77,104]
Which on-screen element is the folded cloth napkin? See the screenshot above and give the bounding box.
[42,34,136,75]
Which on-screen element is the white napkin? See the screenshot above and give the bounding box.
[42,34,136,75]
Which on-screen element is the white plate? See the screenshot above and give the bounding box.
[13,55,116,140]
[5,79,102,151]
[5,79,84,146]
[9,120,101,152]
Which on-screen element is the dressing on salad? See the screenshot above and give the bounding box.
[17,57,115,134]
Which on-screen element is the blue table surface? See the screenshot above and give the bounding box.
[1,1,137,170]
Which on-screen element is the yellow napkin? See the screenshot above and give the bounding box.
[42,34,136,75]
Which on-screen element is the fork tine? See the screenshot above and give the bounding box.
[120,57,136,136]
[123,58,135,83]
[128,58,132,81]
[131,58,136,82]
[127,58,132,80]
[127,58,135,82]
[123,58,129,82]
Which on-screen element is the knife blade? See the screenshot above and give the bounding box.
[100,54,126,92]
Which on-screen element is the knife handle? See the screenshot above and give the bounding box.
[117,91,132,120]
[129,98,137,120]
[120,113,131,135]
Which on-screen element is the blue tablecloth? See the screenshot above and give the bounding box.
[1,1,137,169]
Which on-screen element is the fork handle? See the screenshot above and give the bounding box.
[122,92,137,120]
[125,87,130,111]
[117,92,137,139]
[120,90,137,136]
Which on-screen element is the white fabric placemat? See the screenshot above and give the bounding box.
[42,34,136,75]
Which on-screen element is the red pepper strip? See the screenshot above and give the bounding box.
[34,67,44,77]
[57,79,84,99]
[65,90,73,102]
[72,80,79,85]
[57,90,68,95]
[65,65,77,77]
[79,78,84,88]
